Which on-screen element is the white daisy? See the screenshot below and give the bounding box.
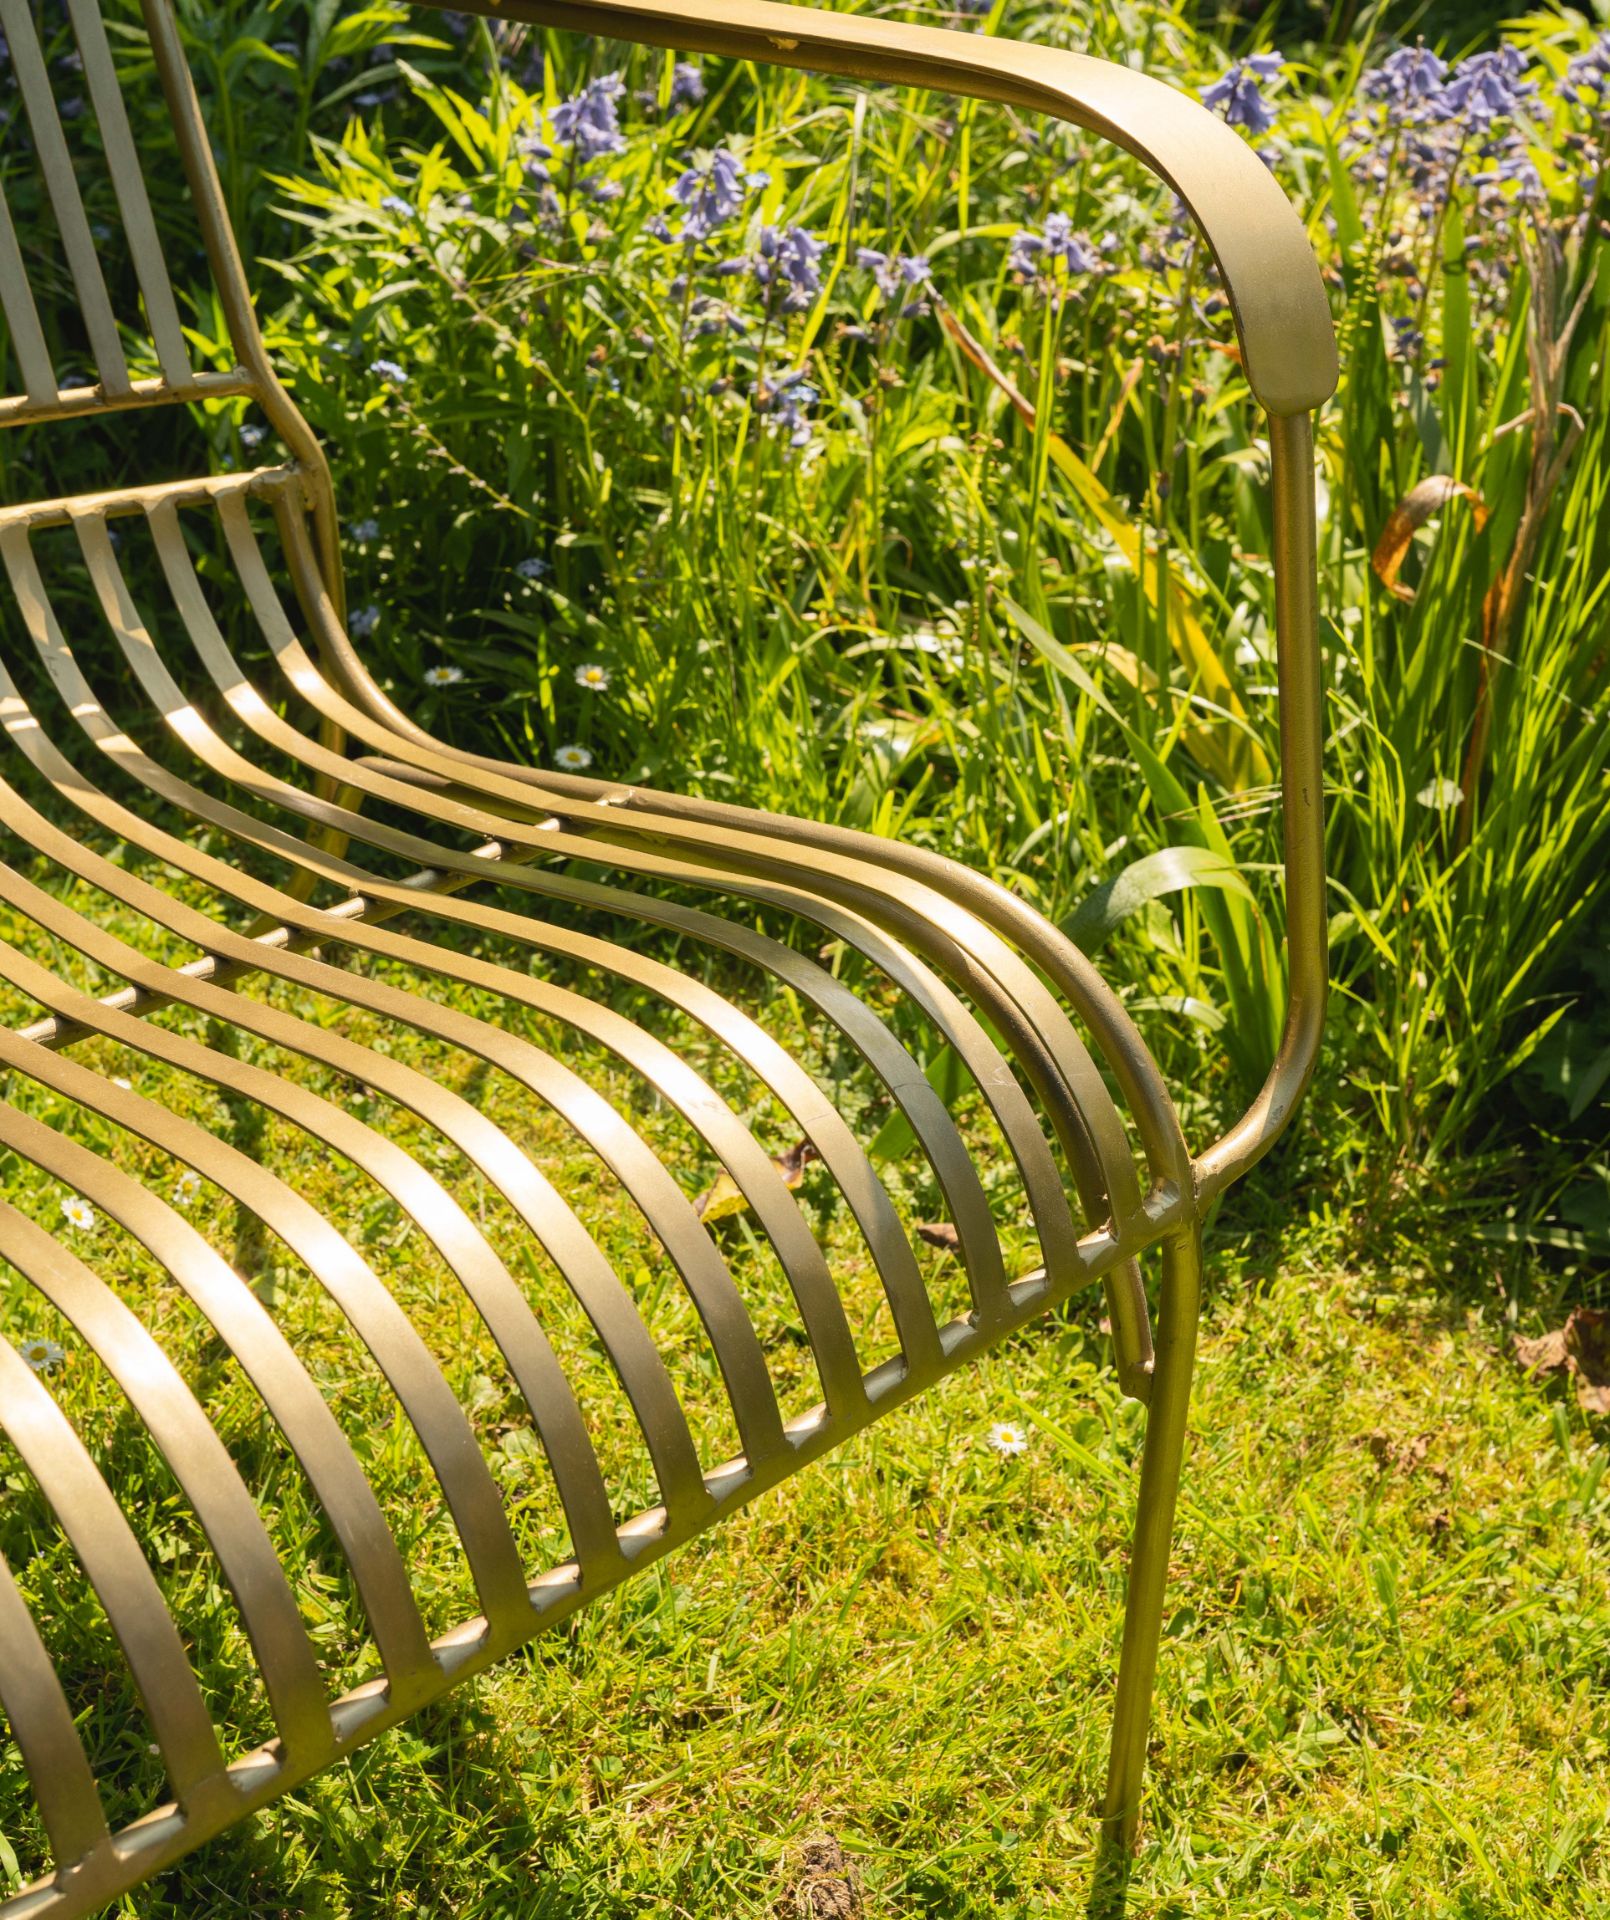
[986,1420,1028,1457]
[554,744,593,771]
[574,663,611,692]
[172,1169,203,1209]
[18,1338,65,1376]
[60,1194,95,1232]
[424,665,464,688]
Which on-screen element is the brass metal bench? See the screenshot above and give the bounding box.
[0,0,1335,1908]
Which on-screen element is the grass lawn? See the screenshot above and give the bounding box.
[221,1237,1607,1920]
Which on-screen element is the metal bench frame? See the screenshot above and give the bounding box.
[0,0,1336,1910]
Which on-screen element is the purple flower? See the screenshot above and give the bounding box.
[1203,51,1283,136]
[1565,34,1610,119]
[1360,45,1448,120]
[552,71,626,165]
[669,148,748,242]
[762,370,819,450]
[1008,212,1101,281]
[856,247,933,307]
[1436,47,1534,132]
[669,61,705,109]
[743,225,825,311]
[370,358,408,385]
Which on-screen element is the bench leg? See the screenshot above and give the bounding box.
[1099,1220,1202,1854]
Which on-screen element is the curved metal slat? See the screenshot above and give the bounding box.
[145,501,1103,1280]
[64,0,192,386]
[0,880,622,1580]
[253,503,1147,1237]
[0,0,130,396]
[5,543,791,1476]
[0,1197,335,1768]
[0,1101,439,1695]
[0,181,57,406]
[0,1546,109,1870]
[0,691,756,1512]
[0,1337,229,1811]
[0,1017,534,1641]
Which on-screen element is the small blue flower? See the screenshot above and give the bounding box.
[670,148,748,242]
[753,225,824,311]
[1436,47,1533,132]
[370,358,408,385]
[669,61,705,109]
[1360,45,1448,120]
[1009,212,1101,281]
[350,604,381,638]
[1565,33,1610,119]
[516,557,550,580]
[240,422,266,450]
[856,247,933,306]
[380,193,413,217]
[352,517,380,543]
[552,72,626,165]
[1202,51,1283,136]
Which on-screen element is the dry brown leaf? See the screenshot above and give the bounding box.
[693,1140,819,1224]
[1512,1306,1610,1415]
[915,1221,961,1252]
[1371,475,1490,603]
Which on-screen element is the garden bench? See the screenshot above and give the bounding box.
[0,0,1335,1909]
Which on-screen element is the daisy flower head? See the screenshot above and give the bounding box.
[19,1337,65,1375]
[61,1194,95,1232]
[554,744,593,771]
[424,665,464,688]
[986,1419,1029,1457]
[574,663,611,692]
[172,1169,202,1209]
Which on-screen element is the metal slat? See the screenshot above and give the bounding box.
[0,1199,336,1770]
[65,0,193,385]
[0,0,131,396]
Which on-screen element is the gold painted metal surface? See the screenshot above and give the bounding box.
[0,0,1333,1908]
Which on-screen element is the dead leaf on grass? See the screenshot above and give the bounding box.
[775,1836,864,1919]
[1512,1306,1610,1415]
[915,1220,960,1252]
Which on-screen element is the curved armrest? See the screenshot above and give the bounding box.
[420,0,1336,415]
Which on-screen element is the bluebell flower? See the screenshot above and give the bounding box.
[1203,51,1283,136]
[1437,48,1533,132]
[1360,45,1447,120]
[1008,212,1101,281]
[1565,34,1610,119]
[762,370,819,449]
[669,61,705,109]
[552,72,626,164]
[856,247,932,308]
[670,148,748,241]
[370,358,408,385]
[753,225,824,311]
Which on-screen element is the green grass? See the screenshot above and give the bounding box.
[81,1226,1610,1917]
